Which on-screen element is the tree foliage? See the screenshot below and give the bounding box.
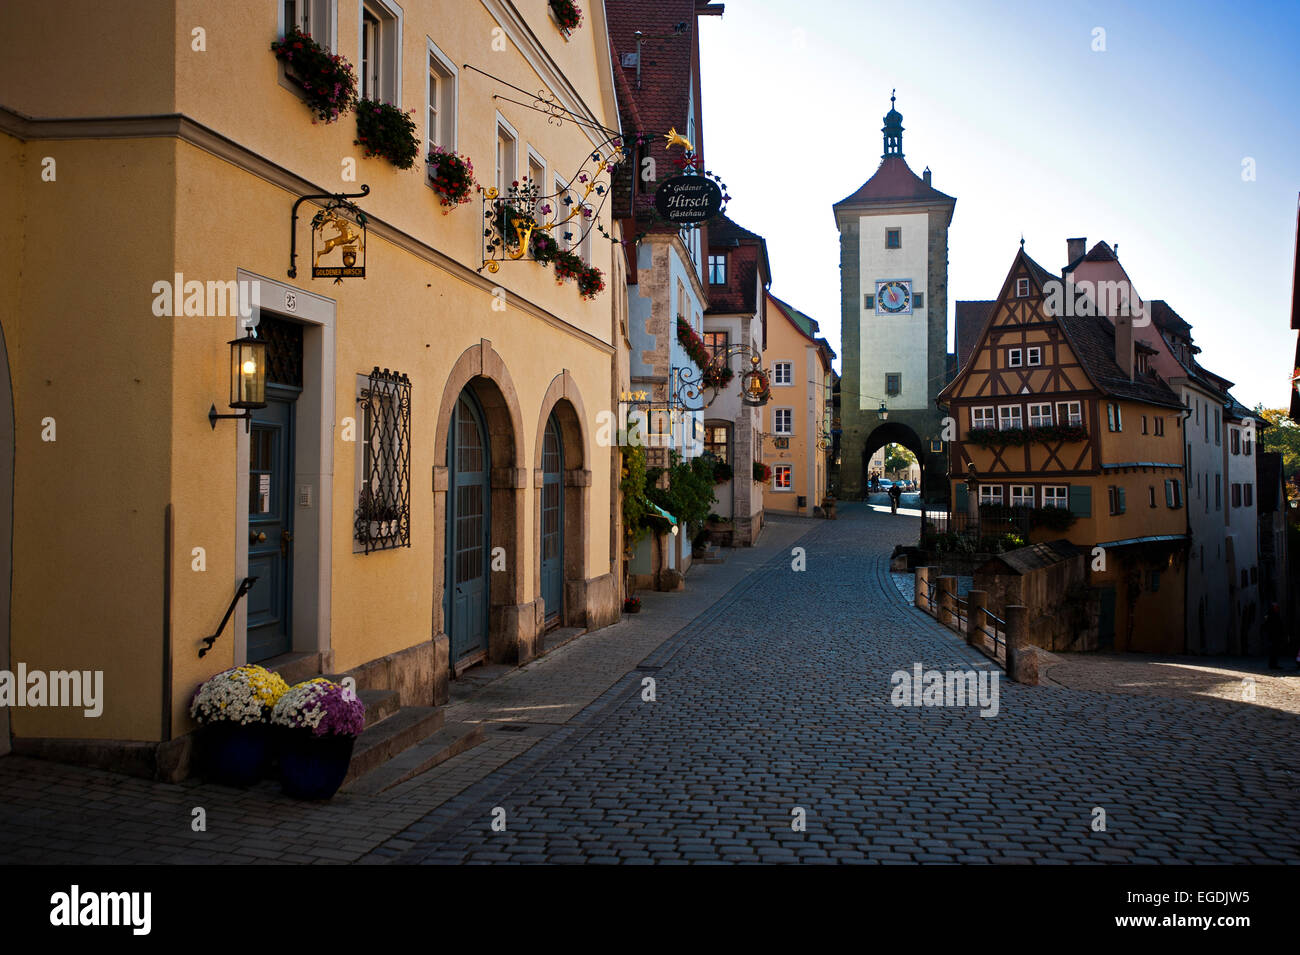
[884,442,917,476]
[1256,407,1300,479]
[647,452,717,536]
[620,445,651,552]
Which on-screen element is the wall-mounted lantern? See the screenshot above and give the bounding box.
[877,401,889,421]
[209,331,268,431]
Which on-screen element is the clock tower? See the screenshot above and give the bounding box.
[833,93,956,500]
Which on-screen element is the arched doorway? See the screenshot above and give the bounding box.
[445,389,491,664]
[862,421,928,500]
[540,412,564,628]
[533,373,590,637]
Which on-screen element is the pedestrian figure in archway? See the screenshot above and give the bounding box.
[888,483,901,515]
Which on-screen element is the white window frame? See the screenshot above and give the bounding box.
[495,113,519,196]
[773,464,793,492]
[773,407,793,436]
[1009,485,1035,508]
[772,361,793,386]
[525,146,547,217]
[708,253,727,285]
[999,405,1023,430]
[280,0,337,50]
[1027,345,1042,366]
[978,485,1004,506]
[1007,348,1023,368]
[1056,400,1082,426]
[971,406,995,430]
[1016,277,1030,297]
[358,0,402,105]
[425,38,458,154]
[572,180,592,264]
[1042,485,1068,509]
[1028,402,1053,427]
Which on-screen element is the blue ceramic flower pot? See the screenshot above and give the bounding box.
[199,721,269,787]
[278,729,356,800]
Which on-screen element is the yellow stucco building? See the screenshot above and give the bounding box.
[763,293,835,516]
[0,0,629,773]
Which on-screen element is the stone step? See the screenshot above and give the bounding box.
[357,688,400,729]
[341,721,486,796]
[542,626,584,655]
[696,543,726,564]
[262,651,323,686]
[342,706,444,786]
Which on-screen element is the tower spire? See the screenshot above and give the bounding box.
[882,91,904,159]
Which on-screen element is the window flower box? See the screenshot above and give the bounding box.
[427,145,477,212]
[271,26,357,124]
[549,0,584,35]
[355,99,420,169]
[965,424,1088,448]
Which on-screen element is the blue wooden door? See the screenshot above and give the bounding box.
[446,392,490,663]
[247,386,297,662]
[541,413,564,627]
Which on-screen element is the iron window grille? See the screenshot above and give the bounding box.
[355,367,411,553]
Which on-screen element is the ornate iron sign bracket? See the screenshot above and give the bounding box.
[288,185,371,280]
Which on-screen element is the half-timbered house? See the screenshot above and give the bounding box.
[938,246,1189,652]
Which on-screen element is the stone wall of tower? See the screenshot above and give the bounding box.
[837,219,866,500]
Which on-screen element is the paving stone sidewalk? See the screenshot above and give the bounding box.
[0,518,814,864]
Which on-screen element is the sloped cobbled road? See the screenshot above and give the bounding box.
[377,503,1300,864]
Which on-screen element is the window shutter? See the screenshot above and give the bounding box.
[1068,485,1091,517]
[1165,479,1174,507]
[955,482,968,512]
[1117,487,1126,513]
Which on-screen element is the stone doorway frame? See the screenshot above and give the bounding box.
[233,271,335,667]
[433,341,532,666]
[533,371,591,633]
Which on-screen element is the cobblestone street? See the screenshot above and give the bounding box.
[3,505,1298,865]
[376,504,1300,864]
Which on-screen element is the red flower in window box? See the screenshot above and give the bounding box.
[550,0,584,33]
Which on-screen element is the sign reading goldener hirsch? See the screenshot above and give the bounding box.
[654,175,723,225]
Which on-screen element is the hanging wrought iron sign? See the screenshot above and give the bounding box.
[287,185,370,283]
[654,174,723,225]
[738,354,772,406]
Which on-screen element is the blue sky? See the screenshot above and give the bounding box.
[697,0,1300,410]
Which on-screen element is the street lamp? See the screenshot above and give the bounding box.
[877,401,889,421]
[209,330,268,432]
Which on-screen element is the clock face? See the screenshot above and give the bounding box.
[876,279,912,314]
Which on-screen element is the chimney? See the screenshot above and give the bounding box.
[1115,314,1134,381]
[922,167,932,186]
[1067,237,1086,264]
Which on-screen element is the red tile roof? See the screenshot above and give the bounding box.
[834,156,955,208]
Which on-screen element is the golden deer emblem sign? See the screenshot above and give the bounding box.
[314,212,363,269]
